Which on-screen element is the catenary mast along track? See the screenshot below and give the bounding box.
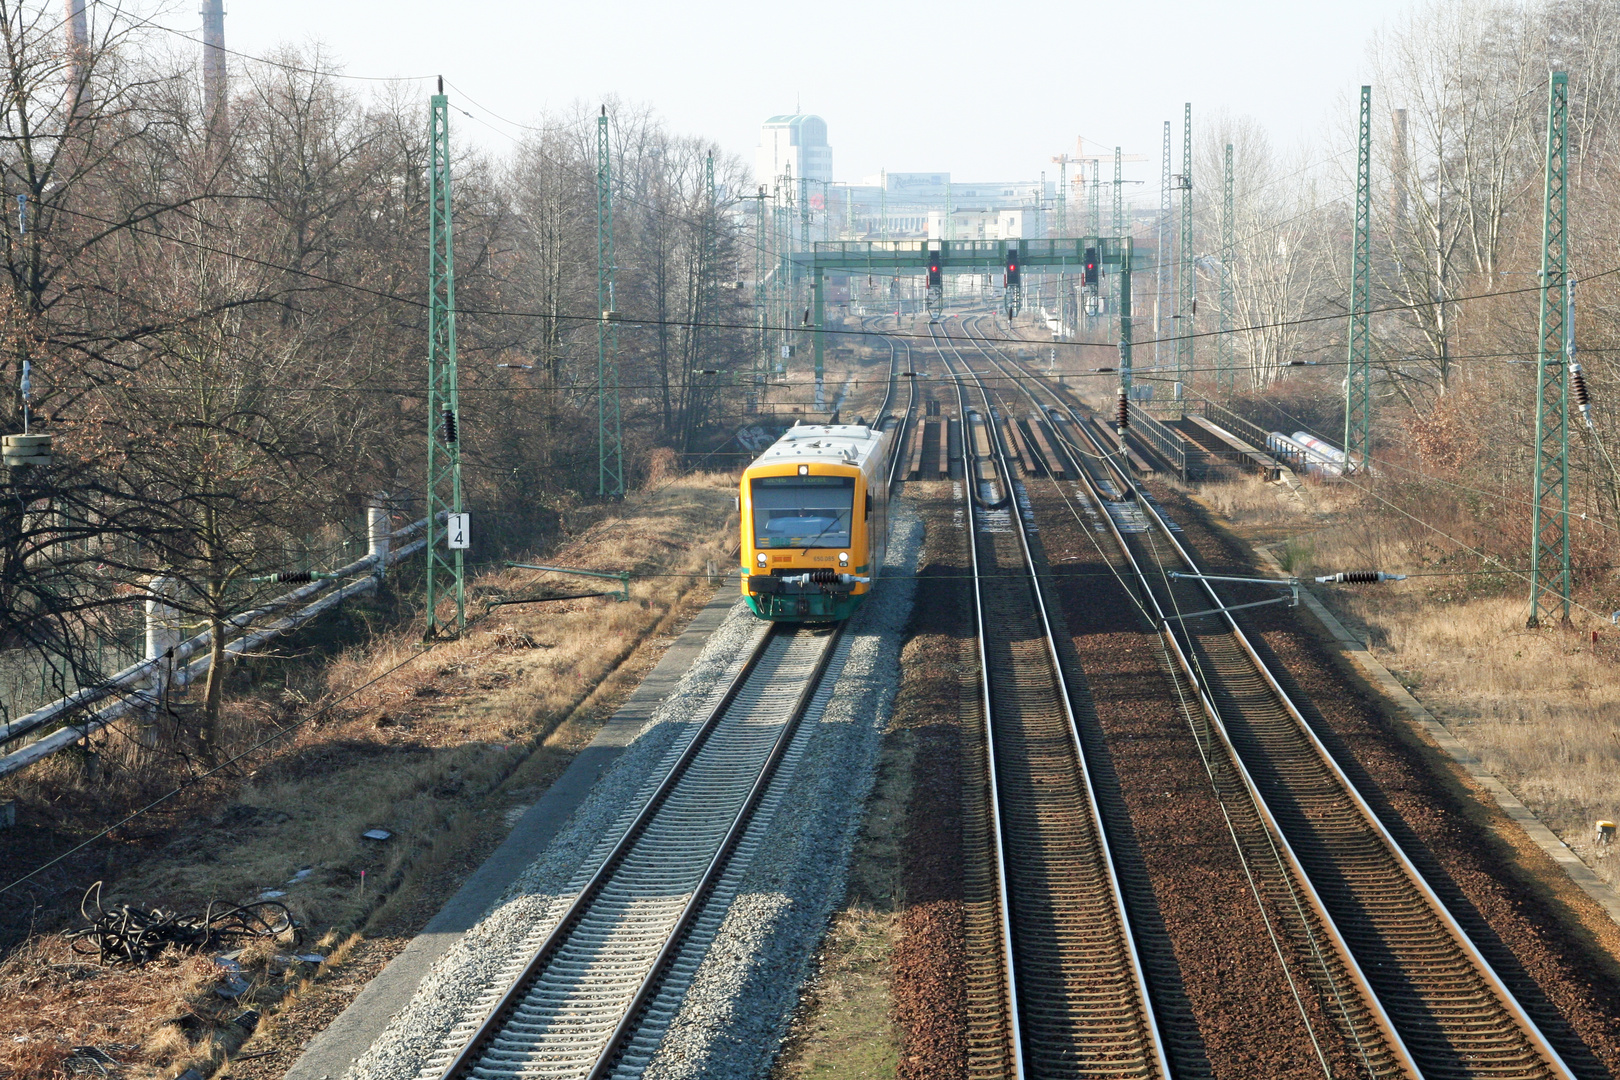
[959,315,1582,1080]
[927,321,1168,1079]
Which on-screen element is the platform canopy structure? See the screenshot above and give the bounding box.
[789,237,1152,406]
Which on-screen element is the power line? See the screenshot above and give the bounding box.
[40,199,1620,362]
[115,6,437,84]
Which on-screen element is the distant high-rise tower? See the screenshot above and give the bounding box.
[756,114,831,185]
[201,0,226,130]
[63,0,88,93]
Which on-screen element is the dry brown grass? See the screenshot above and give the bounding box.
[1197,473,1345,530]
[1326,588,1620,887]
[0,935,229,1079]
[0,473,739,1080]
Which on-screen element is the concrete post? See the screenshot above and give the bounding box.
[145,576,180,666]
[142,575,180,746]
[368,494,392,569]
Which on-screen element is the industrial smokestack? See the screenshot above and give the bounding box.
[201,0,226,132]
[1390,108,1409,221]
[63,0,88,94]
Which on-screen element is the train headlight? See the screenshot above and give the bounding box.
[798,464,809,476]
[838,551,849,565]
[756,552,768,566]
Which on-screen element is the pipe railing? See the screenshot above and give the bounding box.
[1199,398,1276,456]
[0,514,434,778]
[1125,401,1188,478]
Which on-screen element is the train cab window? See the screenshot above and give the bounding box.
[751,475,855,549]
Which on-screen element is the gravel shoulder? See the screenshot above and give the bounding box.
[639,501,922,1079]
[341,504,923,1080]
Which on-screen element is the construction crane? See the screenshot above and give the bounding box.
[1061,137,1149,237]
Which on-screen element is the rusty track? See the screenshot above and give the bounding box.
[932,323,1167,1079]
[963,317,1579,1080]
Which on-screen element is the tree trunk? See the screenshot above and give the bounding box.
[201,608,226,757]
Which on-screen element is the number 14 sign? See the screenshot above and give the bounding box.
[447,513,471,550]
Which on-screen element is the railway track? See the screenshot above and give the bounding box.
[420,319,918,1080]
[425,622,844,1080]
[930,323,1168,1078]
[959,316,1584,1080]
[873,315,916,492]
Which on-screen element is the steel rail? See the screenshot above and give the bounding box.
[583,319,910,1075]
[874,321,917,493]
[583,623,843,1078]
[965,318,1577,1080]
[934,321,1168,1078]
[436,620,843,1080]
[933,322,1026,1080]
[957,317,1416,1080]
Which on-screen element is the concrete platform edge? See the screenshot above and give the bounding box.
[284,586,740,1080]
[1254,544,1620,929]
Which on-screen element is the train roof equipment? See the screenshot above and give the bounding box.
[753,424,885,469]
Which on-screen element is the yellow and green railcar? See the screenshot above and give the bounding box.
[739,423,889,621]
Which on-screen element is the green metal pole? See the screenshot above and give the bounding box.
[1345,86,1374,472]
[1056,162,1066,237]
[696,151,716,432]
[596,107,623,497]
[1119,237,1133,396]
[1113,147,1124,318]
[1529,71,1570,627]
[1219,142,1234,395]
[813,268,825,409]
[754,187,767,407]
[1178,102,1194,400]
[425,86,465,636]
[1088,159,1101,237]
[879,168,887,241]
[1158,121,1171,374]
[1112,147,1123,237]
[784,164,798,373]
[776,179,790,376]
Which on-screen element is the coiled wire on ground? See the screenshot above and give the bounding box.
[65,881,298,965]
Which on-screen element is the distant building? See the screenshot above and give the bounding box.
[752,115,1055,241]
[756,114,832,185]
[843,174,1050,239]
[927,206,1045,240]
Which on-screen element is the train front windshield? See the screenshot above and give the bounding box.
[751,475,855,549]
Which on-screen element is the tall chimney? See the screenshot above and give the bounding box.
[63,0,88,92]
[1390,108,1409,221]
[201,0,226,131]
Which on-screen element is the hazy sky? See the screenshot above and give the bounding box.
[200,0,1422,206]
